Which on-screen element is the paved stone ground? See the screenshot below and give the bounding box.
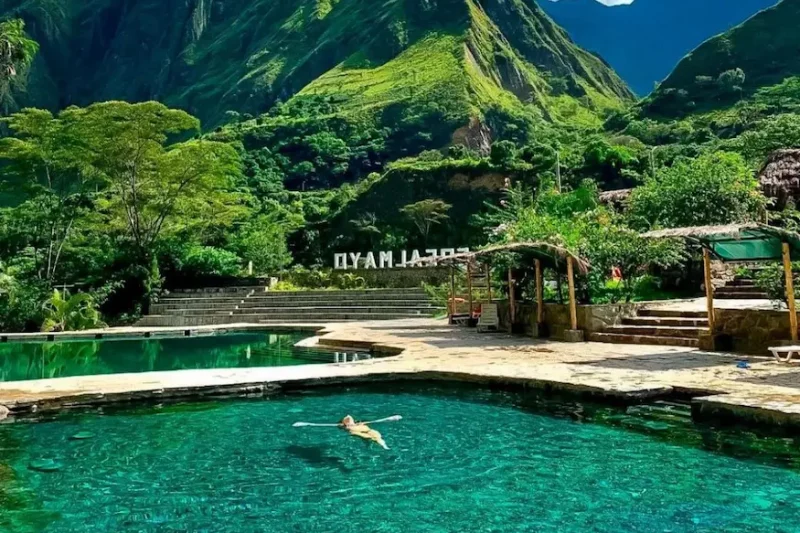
[2,318,800,427]
[658,297,777,311]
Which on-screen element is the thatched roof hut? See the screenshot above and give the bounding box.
[758,149,800,209]
[411,241,590,274]
[642,223,800,261]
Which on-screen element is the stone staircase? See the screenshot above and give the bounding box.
[714,274,768,300]
[588,308,709,348]
[137,287,442,326]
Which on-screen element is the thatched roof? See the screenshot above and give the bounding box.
[410,241,590,274]
[642,223,800,261]
[758,149,800,209]
[641,223,796,242]
[599,188,632,206]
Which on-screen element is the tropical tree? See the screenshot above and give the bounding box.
[350,212,381,247]
[0,19,39,113]
[627,151,766,230]
[41,289,106,332]
[65,101,246,260]
[0,108,98,281]
[230,215,293,274]
[400,199,451,241]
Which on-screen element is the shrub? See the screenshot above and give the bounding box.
[755,264,799,308]
[627,151,765,230]
[41,289,106,332]
[182,246,242,277]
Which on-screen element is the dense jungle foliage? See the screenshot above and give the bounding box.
[0,0,798,330]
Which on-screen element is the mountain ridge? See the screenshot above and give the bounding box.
[539,0,778,95]
[1,0,632,128]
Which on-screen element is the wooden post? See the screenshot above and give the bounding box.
[535,259,544,324]
[508,267,515,332]
[486,262,492,302]
[783,242,798,342]
[466,261,474,321]
[702,248,715,334]
[567,256,578,331]
[449,265,456,324]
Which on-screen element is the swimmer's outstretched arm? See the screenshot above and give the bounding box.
[292,415,402,428]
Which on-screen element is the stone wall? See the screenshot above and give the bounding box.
[342,268,451,288]
[713,308,797,355]
[497,300,646,340]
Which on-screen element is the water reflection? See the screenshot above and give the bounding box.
[0,333,371,382]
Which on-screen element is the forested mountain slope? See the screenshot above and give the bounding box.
[641,0,800,117]
[0,0,632,128]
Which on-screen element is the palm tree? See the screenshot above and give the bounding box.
[0,19,39,113]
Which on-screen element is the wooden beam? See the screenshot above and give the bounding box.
[535,259,544,324]
[486,262,492,302]
[567,256,578,331]
[449,265,456,324]
[466,261,474,321]
[508,267,515,332]
[702,248,715,334]
[783,242,798,342]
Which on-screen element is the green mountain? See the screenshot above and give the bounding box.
[2,0,632,128]
[641,0,800,117]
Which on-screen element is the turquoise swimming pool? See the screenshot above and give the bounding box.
[2,384,799,532]
[0,332,370,382]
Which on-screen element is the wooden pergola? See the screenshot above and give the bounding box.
[643,223,800,341]
[416,242,590,331]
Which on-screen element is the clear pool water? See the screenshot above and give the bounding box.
[0,332,368,382]
[0,385,800,533]
[2,385,800,533]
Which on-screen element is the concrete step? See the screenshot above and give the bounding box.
[720,283,762,292]
[152,298,435,312]
[728,278,757,287]
[622,316,709,327]
[602,325,705,338]
[153,295,430,309]
[137,312,436,327]
[637,309,708,319]
[156,293,431,305]
[264,288,427,297]
[714,291,768,299]
[588,332,700,348]
[167,287,261,296]
[161,306,441,317]
[159,289,429,302]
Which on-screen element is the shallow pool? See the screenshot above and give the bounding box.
[0,332,369,382]
[2,385,800,532]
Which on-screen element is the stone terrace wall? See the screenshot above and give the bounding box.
[497,300,647,340]
[714,308,796,355]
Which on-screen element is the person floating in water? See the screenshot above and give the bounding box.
[292,414,401,451]
[339,415,389,450]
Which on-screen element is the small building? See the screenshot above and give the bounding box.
[758,149,800,210]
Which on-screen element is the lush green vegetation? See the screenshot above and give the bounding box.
[1,1,800,330]
[0,101,293,331]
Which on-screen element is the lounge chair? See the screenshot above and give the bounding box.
[477,303,499,332]
[769,345,800,363]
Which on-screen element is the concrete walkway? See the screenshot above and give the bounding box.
[2,318,800,427]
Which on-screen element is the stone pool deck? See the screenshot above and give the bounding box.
[3,318,800,428]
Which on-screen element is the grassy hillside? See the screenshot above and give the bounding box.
[1,0,632,128]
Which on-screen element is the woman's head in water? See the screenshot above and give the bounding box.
[339,415,355,427]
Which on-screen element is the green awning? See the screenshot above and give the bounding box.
[642,223,800,262]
